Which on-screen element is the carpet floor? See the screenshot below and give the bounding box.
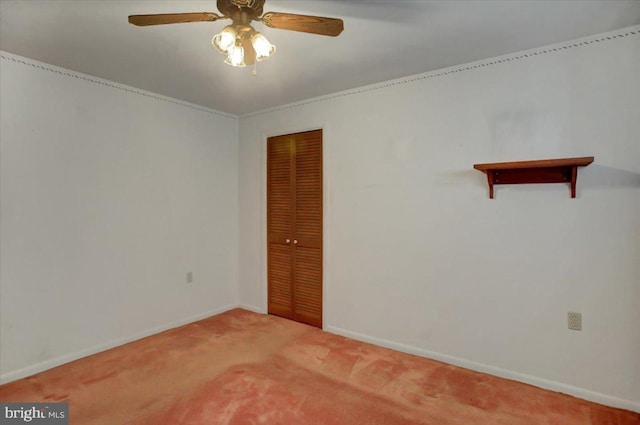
[1,308,638,424]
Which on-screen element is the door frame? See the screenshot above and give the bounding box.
[261,124,329,329]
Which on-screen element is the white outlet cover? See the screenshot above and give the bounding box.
[568,312,582,331]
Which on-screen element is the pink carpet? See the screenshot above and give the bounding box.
[1,308,638,424]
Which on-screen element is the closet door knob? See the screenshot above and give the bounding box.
[293,240,298,245]
[286,239,291,244]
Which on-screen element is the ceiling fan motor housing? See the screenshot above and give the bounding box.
[217,0,264,20]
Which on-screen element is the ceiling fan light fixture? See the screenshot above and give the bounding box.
[225,43,246,67]
[212,25,237,54]
[251,32,276,61]
[129,0,345,72]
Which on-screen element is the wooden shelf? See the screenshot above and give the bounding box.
[473,157,594,199]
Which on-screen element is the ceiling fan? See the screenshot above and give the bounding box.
[129,0,344,70]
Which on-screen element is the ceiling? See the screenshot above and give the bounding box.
[1,0,639,116]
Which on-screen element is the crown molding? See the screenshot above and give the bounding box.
[0,51,238,120]
[241,25,639,120]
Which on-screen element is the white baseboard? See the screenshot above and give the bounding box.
[237,303,264,314]
[4,308,637,413]
[0,304,237,385]
[325,325,640,413]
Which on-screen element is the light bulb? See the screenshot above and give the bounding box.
[212,26,237,54]
[225,44,246,67]
[251,33,276,61]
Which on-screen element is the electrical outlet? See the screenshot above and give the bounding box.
[187,272,193,284]
[568,312,582,331]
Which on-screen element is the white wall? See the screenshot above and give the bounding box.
[238,27,640,410]
[0,53,239,381]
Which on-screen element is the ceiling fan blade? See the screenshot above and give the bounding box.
[128,13,223,26]
[261,12,344,37]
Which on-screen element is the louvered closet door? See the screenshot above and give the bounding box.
[292,131,323,327]
[267,130,323,328]
[267,135,294,320]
